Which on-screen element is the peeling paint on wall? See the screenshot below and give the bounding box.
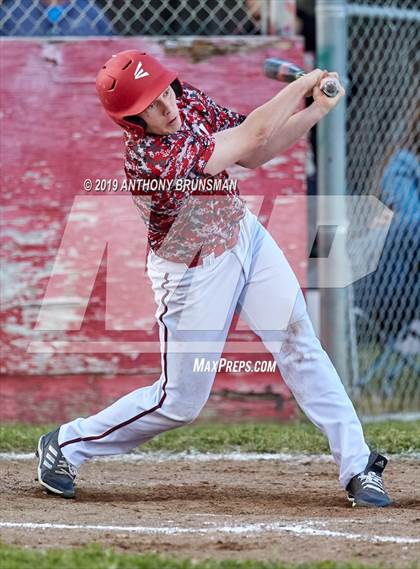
[1,37,307,422]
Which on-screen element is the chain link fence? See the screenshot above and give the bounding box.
[0,0,268,36]
[346,1,419,416]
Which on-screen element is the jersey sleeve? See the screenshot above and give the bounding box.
[125,130,215,182]
[191,84,247,132]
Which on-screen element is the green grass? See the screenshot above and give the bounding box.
[0,543,412,569]
[1,420,419,454]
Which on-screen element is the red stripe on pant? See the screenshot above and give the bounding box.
[60,273,171,449]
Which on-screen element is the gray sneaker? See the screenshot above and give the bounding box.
[36,428,77,498]
[346,452,391,507]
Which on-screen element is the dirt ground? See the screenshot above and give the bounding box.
[0,455,419,567]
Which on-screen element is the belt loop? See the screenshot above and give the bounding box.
[203,252,215,267]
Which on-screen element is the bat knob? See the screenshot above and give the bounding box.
[322,80,339,98]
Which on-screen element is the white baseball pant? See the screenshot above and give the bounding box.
[59,207,370,487]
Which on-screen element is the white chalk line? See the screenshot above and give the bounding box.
[0,451,331,462]
[1,451,419,462]
[0,520,418,545]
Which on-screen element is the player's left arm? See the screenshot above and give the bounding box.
[238,71,344,169]
[237,102,326,169]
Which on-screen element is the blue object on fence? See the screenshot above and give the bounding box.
[47,5,64,24]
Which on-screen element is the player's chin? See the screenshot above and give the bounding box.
[165,116,181,134]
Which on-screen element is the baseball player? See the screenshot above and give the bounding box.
[37,50,391,507]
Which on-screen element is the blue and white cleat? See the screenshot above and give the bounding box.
[346,452,392,507]
[36,428,77,498]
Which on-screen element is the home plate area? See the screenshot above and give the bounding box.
[0,454,419,566]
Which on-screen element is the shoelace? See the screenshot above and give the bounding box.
[54,458,77,481]
[358,471,385,494]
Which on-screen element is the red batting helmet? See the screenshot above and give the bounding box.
[96,50,182,133]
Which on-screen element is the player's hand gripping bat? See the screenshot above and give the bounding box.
[264,58,339,98]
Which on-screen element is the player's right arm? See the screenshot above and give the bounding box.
[203,69,323,176]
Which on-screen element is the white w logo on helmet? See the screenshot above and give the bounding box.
[134,61,150,80]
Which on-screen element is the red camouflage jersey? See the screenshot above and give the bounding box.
[124,82,247,264]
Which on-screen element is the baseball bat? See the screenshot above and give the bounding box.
[264,58,339,98]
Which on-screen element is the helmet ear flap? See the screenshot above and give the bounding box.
[124,115,147,129]
[120,115,146,137]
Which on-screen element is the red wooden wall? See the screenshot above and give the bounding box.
[0,36,307,423]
